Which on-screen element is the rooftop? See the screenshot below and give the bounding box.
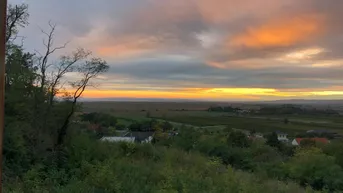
[125,131,154,142]
[100,137,135,143]
[295,138,329,145]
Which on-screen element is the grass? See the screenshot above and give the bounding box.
[152,112,343,135]
[82,102,343,135]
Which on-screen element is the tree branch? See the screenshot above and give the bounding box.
[6,4,29,43]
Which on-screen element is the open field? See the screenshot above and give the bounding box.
[82,101,220,112]
[154,113,343,135]
[82,101,343,135]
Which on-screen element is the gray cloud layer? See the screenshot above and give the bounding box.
[9,0,343,97]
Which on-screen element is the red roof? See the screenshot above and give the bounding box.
[295,138,329,145]
[89,124,100,131]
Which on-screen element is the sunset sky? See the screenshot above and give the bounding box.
[10,0,343,101]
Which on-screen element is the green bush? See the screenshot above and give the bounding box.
[287,147,343,191]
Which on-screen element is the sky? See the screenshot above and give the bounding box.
[9,0,343,101]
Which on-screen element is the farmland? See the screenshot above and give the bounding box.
[82,101,343,136]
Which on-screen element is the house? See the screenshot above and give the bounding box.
[275,131,289,142]
[116,130,130,137]
[291,138,329,146]
[254,133,264,138]
[125,131,154,143]
[248,132,264,141]
[100,136,135,143]
[88,123,101,133]
[169,131,179,136]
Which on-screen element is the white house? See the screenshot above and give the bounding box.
[141,136,153,143]
[291,139,299,146]
[101,132,155,144]
[275,131,289,142]
[255,133,264,138]
[100,136,135,143]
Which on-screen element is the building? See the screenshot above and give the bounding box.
[125,131,155,143]
[291,138,329,146]
[100,131,154,144]
[100,136,135,143]
[248,132,264,141]
[254,133,264,138]
[275,131,289,142]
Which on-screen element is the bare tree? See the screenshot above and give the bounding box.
[56,57,109,147]
[6,4,29,44]
[48,48,91,106]
[36,21,69,91]
[5,4,29,87]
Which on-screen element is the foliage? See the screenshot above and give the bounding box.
[128,119,173,132]
[284,118,289,124]
[227,130,251,148]
[322,141,343,168]
[81,112,117,127]
[266,132,282,148]
[4,1,109,183]
[258,105,339,116]
[208,106,240,112]
[4,134,318,193]
[287,148,343,191]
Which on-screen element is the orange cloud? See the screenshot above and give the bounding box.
[95,36,160,58]
[63,89,258,100]
[206,61,228,69]
[60,87,343,100]
[206,58,281,69]
[230,14,325,48]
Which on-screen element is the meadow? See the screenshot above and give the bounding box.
[82,101,343,135]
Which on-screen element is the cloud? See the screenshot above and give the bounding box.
[229,14,324,49]
[94,35,161,59]
[91,56,343,92]
[9,0,343,100]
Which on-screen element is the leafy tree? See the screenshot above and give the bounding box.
[225,147,253,170]
[4,2,109,169]
[116,124,126,130]
[227,131,251,148]
[284,118,289,124]
[6,4,29,44]
[82,112,117,127]
[57,57,109,147]
[223,126,233,136]
[153,127,168,144]
[250,128,256,136]
[161,121,173,132]
[129,122,141,131]
[107,127,117,136]
[174,127,201,151]
[266,132,281,148]
[287,147,343,191]
[323,141,343,168]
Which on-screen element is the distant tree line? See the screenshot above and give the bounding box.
[258,104,339,115]
[129,119,173,132]
[207,106,241,112]
[81,112,117,127]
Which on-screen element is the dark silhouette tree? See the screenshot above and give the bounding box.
[266,132,281,148]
